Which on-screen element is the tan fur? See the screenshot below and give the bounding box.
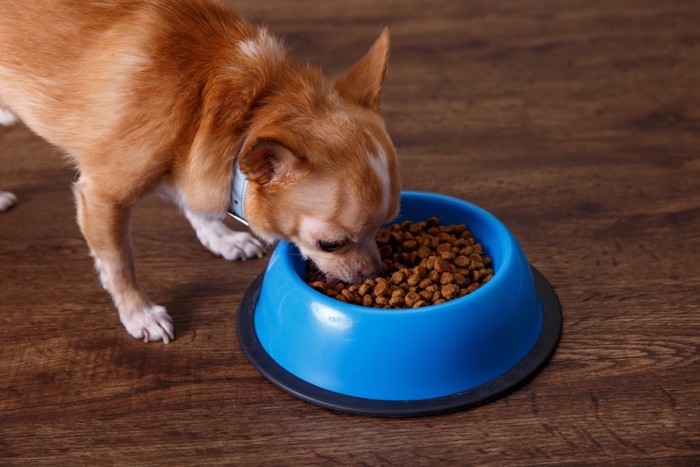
[0,0,400,342]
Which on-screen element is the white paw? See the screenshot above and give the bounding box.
[203,230,265,261]
[185,210,265,260]
[120,304,175,344]
[0,191,17,211]
[0,109,18,126]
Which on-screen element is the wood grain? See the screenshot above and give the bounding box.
[1,0,699,464]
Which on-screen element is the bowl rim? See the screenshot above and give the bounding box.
[282,190,516,316]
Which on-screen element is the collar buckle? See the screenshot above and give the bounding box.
[228,154,249,226]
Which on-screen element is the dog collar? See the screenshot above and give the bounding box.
[228,155,249,226]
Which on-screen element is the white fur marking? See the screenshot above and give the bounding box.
[367,144,391,218]
[0,109,18,126]
[238,28,285,61]
[0,191,17,211]
[184,209,265,260]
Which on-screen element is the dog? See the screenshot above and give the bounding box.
[0,0,400,343]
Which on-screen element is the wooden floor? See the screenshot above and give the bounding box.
[1,0,698,464]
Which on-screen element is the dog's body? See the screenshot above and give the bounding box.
[0,0,400,342]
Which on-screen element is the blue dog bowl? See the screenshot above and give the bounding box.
[237,191,562,417]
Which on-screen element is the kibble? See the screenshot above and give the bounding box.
[306,217,494,309]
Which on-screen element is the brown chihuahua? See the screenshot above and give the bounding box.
[0,0,400,343]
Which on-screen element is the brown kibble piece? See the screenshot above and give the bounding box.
[374,280,389,297]
[391,288,405,298]
[404,292,421,307]
[453,273,468,286]
[358,283,371,297]
[441,284,460,299]
[440,250,455,260]
[408,222,423,234]
[428,270,440,282]
[402,239,418,251]
[434,258,450,273]
[341,289,355,302]
[417,246,432,259]
[460,246,474,256]
[436,243,452,253]
[419,290,433,301]
[423,256,438,270]
[391,270,406,284]
[406,274,421,287]
[440,272,454,284]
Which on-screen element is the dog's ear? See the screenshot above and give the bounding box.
[334,27,390,111]
[239,139,307,185]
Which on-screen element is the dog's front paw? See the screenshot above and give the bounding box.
[184,210,265,261]
[210,231,265,260]
[120,304,175,344]
[0,191,17,212]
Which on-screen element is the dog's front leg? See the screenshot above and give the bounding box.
[74,179,174,343]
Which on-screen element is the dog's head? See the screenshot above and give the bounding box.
[239,29,400,283]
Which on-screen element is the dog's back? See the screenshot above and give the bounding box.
[0,1,253,161]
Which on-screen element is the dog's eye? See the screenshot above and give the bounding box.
[318,239,346,252]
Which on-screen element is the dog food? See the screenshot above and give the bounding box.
[306,217,494,309]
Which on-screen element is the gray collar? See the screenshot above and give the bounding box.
[228,152,249,226]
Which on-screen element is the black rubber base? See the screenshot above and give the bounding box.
[236,266,562,418]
